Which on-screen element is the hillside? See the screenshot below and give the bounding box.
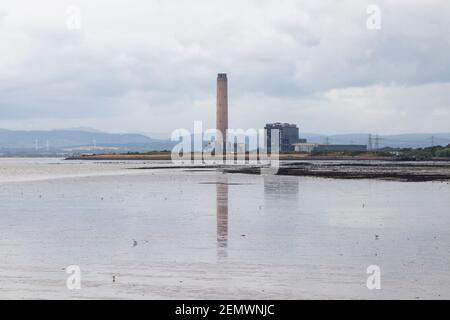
[0,128,176,155]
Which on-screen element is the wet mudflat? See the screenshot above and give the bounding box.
[0,158,449,299]
[222,161,450,182]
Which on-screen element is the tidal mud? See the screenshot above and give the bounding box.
[221,161,450,182]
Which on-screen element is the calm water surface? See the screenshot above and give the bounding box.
[0,158,449,299]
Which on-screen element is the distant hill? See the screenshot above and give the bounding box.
[1,128,449,156]
[0,129,176,155]
[61,127,104,133]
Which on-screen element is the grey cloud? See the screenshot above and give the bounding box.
[0,0,449,133]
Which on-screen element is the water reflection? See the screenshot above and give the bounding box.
[216,173,228,258]
[262,175,301,238]
[213,174,300,258]
[264,175,299,199]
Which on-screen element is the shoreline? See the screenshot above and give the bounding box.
[65,152,450,162]
[128,161,450,182]
[220,163,450,182]
[62,153,450,182]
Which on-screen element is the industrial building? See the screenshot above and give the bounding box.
[265,123,299,152]
[293,143,368,153]
[312,144,367,153]
[293,142,318,153]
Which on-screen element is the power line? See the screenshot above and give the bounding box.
[372,135,384,150]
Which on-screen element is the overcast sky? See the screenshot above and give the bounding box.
[0,0,449,135]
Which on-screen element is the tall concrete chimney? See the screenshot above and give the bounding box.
[216,73,228,152]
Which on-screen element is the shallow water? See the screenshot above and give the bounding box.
[0,158,449,299]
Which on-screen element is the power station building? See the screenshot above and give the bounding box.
[293,143,368,153]
[265,123,299,152]
[212,74,368,155]
[313,144,367,153]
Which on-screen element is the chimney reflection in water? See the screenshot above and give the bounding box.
[216,174,228,258]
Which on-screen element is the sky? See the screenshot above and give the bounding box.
[0,0,449,136]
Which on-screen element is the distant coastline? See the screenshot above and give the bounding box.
[65,151,390,161]
[65,151,450,162]
[61,152,450,182]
